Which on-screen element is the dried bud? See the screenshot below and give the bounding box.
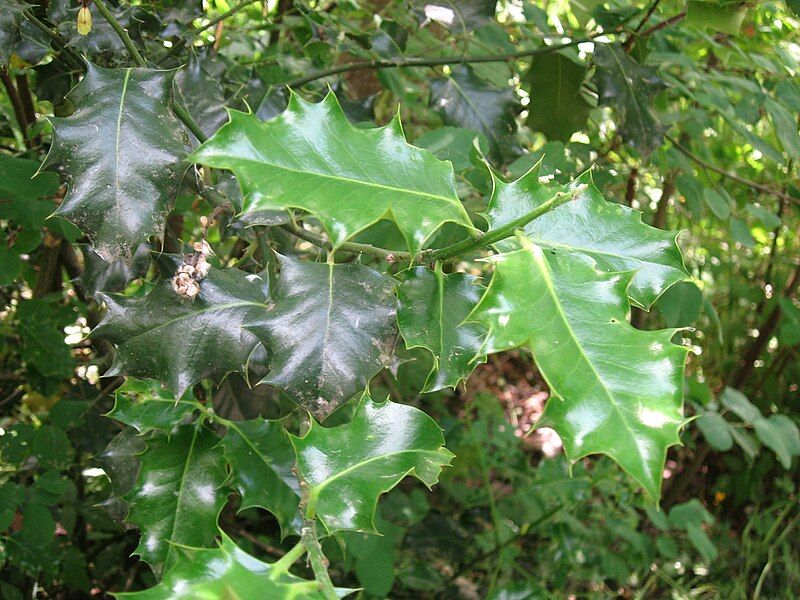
[173,272,200,299]
[77,6,92,36]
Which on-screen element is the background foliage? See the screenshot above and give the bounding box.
[1,0,799,598]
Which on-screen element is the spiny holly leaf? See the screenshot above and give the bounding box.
[43,64,189,262]
[291,395,454,533]
[221,419,301,536]
[190,91,471,255]
[0,1,51,67]
[486,165,687,309]
[429,64,517,160]
[526,52,591,142]
[94,254,269,400]
[397,265,486,391]
[174,53,228,140]
[124,425,227,577]
[469,241,687,498]
[593,43,664,157]
[105,379,199,434]
[114,532,355,599]
[247,256,397,420]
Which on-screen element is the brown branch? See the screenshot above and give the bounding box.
[0,70,33,149]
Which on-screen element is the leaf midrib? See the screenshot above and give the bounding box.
[113,69,132,196]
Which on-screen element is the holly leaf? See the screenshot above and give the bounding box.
[105,379,200,434]
[247,256,397,420]
[94,254,269,400]
[429,64,517,160]
[43,64,190,262]
[114,532,356,599]
[174,52,228,141]
[78,243,151,297]
[485,166,687,309]
[124,425,227,577]
[397,265,486,391]
[469,241,687,498]
[220,419,301,536]
[525,52,591,142]
[190,91,471,255]
[593,44,664,157]
[291,395,454,533]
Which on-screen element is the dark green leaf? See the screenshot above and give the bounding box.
[292,394,454,533]
[594,44,663,157]
[221,419,301,536]
[174,52,228,140]
[94,255,269,400]
[397,265,485,391]
[429,65,517,160]
[526,52,591,142]
[105,379,200,434]
[247,256,397,419]
[124,425,227,577]
[44,64,189,262]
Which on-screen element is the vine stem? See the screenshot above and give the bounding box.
[92,0,147,68]
[281,36,598,88]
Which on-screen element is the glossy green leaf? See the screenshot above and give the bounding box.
[105,379,199,434]
[174,53,228,140]
[115,532,355,599]
[485,166,687,309]
[594,44,663,157]
[43,64,189,262]
[753,415,800,469]
[94,254,269,400]
[525,52,591,142]
[124,425,227,577]
[429,64,517,160]
[191,91,471,254]
[247,256,397,419]
[291,395,454,533]
[469,241,687,498]
[396,265,486,391]
[220,419,301,536]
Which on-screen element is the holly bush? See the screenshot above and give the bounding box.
[1,0,799,598]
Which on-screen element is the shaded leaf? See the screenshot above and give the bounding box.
[485,166,687,309]
[94,255,269,400]
[696,412,734,451]
[43,64,189,262]
[754,415,800,469]
[78,243,151,297]
[114,532,355,599]
[429,64,517,160]
[247,256,397,420]
[174,52,228,140]
[594,44,663,157]
[420,0,497,29]
[291,395,454,533]
[397,265,486,391]
[469,242,687,498]
[124,425,227,577]
[191,91,471,254]
[526,52,591,142]
[97,428,145,523]
[720,387,761,422]
[220,419,301,536]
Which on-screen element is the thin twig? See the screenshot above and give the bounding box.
[667,136,800,206]
[280,223,409,262]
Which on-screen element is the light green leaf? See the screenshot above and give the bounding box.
[469,241,687,498]
[485,166,687,308]
[415,126,489,172]
[43,64,189,262]
[754,415,800,469]
[686,1,747,35]
[593,44,663,157]
[764,97,800,159]
[191,91,471,254]
[696,412,734,451]
[396,265,486,392]
[730,217,755,248]
[124,426,228,577]
[704,189,732,220]
[105,379,199,434]
[526,52,591,142]
[220,419,301,536]
[114,532,355,599]
[291,395,454,533]
[247,256,397,420]
[720,387,761,422]
[746,204,781,230]
[730,427,759,460]
[94,254,269,400]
